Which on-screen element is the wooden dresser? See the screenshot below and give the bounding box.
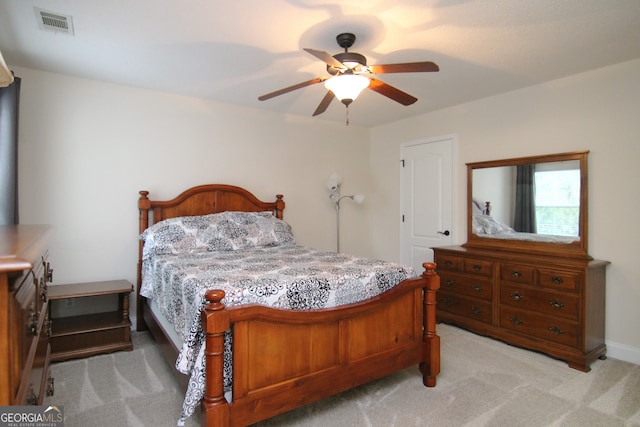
[433,245,608,371]
[0,225,54,405]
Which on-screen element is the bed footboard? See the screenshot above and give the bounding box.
[201,262,440,427]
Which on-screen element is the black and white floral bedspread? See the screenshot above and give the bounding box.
[140,245,415,425]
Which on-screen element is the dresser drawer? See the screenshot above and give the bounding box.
[500,264,535,285]
[463,258,493,277]
[500,306,578,347]
[440,272,492,300]
[436,254,463,271]
[538,269,580,291]
[13,277,39,373]
[438,292,492,324]
[14,296,51,405]
[501,284,578,320]
[25,307,52,405]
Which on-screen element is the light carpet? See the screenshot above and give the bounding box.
[45,324,640,426]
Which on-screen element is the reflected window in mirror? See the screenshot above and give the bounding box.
[534,163,580,236]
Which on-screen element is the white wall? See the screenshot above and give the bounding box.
[14,66,372,290]
[369,58,640,365]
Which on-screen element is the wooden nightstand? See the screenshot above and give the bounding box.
[48,279,133,362]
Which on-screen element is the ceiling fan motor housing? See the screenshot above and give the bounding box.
[328,52,367,74]
[327,33,367,75]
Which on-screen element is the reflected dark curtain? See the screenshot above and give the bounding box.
[514,164,536,233]
[0,75,21,225]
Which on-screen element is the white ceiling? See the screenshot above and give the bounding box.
[1,0,640,127]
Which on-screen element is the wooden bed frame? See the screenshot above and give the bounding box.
[137,184,440,427]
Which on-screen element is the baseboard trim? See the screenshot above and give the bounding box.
[605,339,640,366]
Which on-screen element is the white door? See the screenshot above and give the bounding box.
[400,137,454,274]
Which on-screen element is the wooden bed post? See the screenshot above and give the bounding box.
[137,191,151,332]
[275,194,285,220]
[420,262,440,387]
[202,290,230,427]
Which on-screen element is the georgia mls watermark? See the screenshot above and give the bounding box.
[0,406,63,427]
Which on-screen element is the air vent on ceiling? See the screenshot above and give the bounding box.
[34,7,74,35]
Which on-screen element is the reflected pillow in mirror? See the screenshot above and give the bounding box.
[472,214,514,235]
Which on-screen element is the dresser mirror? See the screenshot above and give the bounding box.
[464,151,590,258]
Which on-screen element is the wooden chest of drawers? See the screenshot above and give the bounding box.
[0,225,54,405]
[434,246,608,371]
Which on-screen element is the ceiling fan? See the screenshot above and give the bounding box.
[258,33,439,119]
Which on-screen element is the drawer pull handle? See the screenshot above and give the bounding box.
[510,316,523,325]
[549,299,565,309]
[39,277,48,302]
[46,262,54,282]
[442,298,455,307]
[28,302,38,336]
[551,276,564,284]
[511,270,522,278]
[47,375,55,397]
[472,264,482,271]
[444,279,454,287]
[549,326,564,335]
[471,306,482,315]
[471,284,483,292]
[444,261,453,267]
[26,387,38,405]
[510,292,523,301]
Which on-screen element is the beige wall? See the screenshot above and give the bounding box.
[369,59,640,364]
[14,66,372,287]
[14,59,640,365]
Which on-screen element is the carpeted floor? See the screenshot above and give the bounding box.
[45,324,640,426]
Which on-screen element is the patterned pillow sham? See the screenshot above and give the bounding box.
[140,211,295,259]
[213,211,295,250]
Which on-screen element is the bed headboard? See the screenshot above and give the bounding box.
[138,184,285,231]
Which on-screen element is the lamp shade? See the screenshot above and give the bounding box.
[0,50,14,88]
[352,194,365,204]
[326,172,342,191]
[324,74,370,105]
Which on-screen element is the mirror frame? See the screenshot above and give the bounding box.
[464,150,590,259]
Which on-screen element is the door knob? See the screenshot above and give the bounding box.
[437,230,450,236]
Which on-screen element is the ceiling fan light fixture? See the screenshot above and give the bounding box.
[324,74,370,105]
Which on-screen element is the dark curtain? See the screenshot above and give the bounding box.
[0,75,21,225]
[514,164,536,233]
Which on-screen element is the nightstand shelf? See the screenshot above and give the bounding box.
[48,280,133,362]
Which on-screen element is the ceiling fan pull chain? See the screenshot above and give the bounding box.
[345,105,350,126]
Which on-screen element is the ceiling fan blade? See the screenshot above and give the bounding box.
[368,61,439,74]
[303,48,345,69]
[258,77,327,101]
[312,91,335,116]
[367,78,418,106]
